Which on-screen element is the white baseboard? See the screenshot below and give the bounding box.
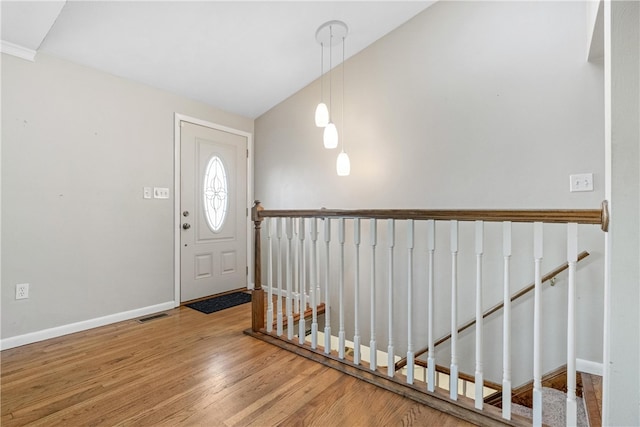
[0,301,175,351]
[577,358,603,376]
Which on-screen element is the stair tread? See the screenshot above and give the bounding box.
[511,387,588,427]
[270,301,325,328]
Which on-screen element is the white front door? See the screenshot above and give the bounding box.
[180,121,247,302]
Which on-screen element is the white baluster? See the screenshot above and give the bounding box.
[354,218,361,365]
[286,218,294,340]
[298,218,307,345]
[502,221,512,420]
[406,219,415,384]
[276,218,284,336]
[310,218,319,349]
[370,219,378,371]
[293,218,300,315]
[427,220,436,392]
[266,218,274,333]
[324,218,332,354]
[387,219,396,377]
[338,218,346,359]
[316,223,322,305]
[301,219,307,310]
[533,222,543,426]
[566,223,578,426]
[450,220,459,400]
[475,221,484,409]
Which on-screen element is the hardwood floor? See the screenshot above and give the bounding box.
[581,372,602,427]
[1,303,471,426]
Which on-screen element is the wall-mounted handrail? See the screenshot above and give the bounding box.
[395,250,590,371]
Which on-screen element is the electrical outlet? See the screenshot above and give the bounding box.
[16,283,29,300]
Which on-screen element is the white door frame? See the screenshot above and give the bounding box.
[173,113,254,306]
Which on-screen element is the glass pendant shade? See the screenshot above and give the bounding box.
[323,122,338,149]
[336,151,351,176]
[315,102,329,127]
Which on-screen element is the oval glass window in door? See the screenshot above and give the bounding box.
[203,155,228,232]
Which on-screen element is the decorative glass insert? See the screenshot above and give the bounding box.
[203,155,228,232]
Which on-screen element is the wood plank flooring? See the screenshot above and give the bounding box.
[581,372,602,427]
[1,303,471,426]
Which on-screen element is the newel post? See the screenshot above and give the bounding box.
[251,200,265,332]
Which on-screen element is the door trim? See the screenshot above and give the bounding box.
[173,113,254,306]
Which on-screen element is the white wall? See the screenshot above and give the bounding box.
[603,0,640,424]
[255,1,605,385]
[257,1,603,210]
[1,53,253,342]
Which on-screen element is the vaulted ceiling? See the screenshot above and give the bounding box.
[1,1,435,118]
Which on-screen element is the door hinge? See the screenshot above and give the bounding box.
[246,149,249,158]
[246,266,249,276]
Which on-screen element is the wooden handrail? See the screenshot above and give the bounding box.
[257,200,609,231]
[395,250,591,371]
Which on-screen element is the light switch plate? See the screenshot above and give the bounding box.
[154,187,170,199]
[143,187,152,199]
[569,173,594,192]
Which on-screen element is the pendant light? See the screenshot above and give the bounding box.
[323,125,338,149]
[323,24,338,149]
[336,34,350,176]
[336,151,350,176]
[314,42,329,127]
[315,21,347,150]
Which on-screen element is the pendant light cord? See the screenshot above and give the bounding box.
[320,42,324,102]
[341,36,345,151]
[328,25,333,121]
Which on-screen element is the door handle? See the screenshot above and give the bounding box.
[182,223,191,230]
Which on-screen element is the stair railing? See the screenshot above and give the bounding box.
[249,201,608,427]
[395,250,591,371]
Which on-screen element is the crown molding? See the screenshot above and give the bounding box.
[1,40,37,62]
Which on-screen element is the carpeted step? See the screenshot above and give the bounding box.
[511,387,589,426]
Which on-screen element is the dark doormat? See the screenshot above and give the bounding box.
[186,291,252,314]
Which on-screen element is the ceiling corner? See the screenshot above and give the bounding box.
[1,0,66,60]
